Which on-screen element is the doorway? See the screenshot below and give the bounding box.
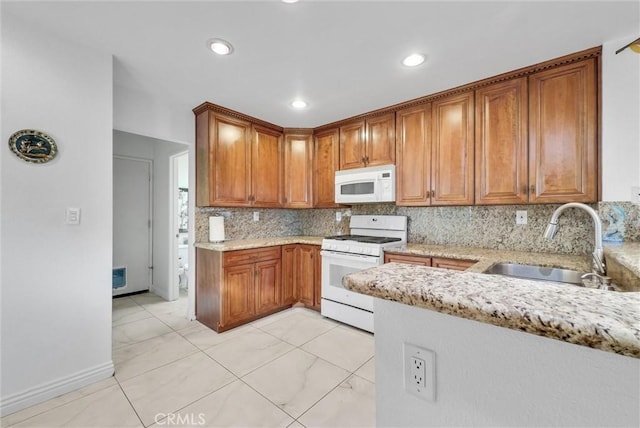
[113,156,152,296]
[169,151,189,302]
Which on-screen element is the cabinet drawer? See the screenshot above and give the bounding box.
[384,253,432,266]
[432,257,476,271]
[223,246,281,267]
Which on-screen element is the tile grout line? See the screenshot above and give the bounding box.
[112,373,147,427]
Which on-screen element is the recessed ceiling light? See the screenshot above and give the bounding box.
[207,38,234,55]
[291,100,307,109]
[402,53,426,67]
[282,0,299,3]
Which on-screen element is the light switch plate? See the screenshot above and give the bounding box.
[253,211,260,222]
[65,207,81,225]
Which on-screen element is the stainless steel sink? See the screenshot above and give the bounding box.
[484,263,588,285]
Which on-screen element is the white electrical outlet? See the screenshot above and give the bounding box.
[516,210,527,225]
[403,343,435,401]
[336,212,342,222]
[253,211,260,222]
[410,357,426,387]
[632,186,640,204]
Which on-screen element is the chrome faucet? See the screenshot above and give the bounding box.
[543,202,606,275]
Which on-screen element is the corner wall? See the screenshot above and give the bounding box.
[1,14,114,414]
[601,34,640,201]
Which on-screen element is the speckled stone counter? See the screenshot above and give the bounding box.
[344,263,640,358]
[385,243,593,274]
[195,236,323,251]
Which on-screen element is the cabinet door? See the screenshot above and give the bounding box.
[283,133,313,208]
[195,248,222,329]
[339,121,366,170]
[431,91,475,205]
[396,104,432,206]
[212,115,252,206]
[195,111,212,207]
[313,246,322,310]
[251,125,283,207]
[475,78,528,204]
[384,253,432,266]
[313,129,341,208]
[223,264,255,326]
[281,244,297,306]
[366,113,395,167]
[297,245,316,307]
[431,257,476,271]
[529,59,597,203]
[255,258,282,314]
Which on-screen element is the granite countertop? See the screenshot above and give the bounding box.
[195,236,323,251]
[603,242,640,277]
[343,262,640,358]
[195,236,640,357]
[384,243,593,274]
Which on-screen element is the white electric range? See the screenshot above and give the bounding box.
[320,215,407,333]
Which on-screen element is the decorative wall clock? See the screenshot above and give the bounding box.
[8,129,58,163]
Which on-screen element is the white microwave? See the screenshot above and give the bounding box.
[335,165,396,204]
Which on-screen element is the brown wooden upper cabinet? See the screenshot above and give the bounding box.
[528,58,597,203]
[313,128,341,208]
[475,77,529,204]
[283,131,313,208]
[396,104,432,206]
[396,91,474,206]
[476,59,597,204]
[252,125,283,207]
[194,106,282,207]
[339,113,395,170]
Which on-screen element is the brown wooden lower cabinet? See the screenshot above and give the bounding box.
[384,253,432,266]
[431,257,476,271]
[196,246,284,332]
[282,244,322,311]
[197,244,322,332]
[384,252,476,271]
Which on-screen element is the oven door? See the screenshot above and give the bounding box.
[321,250,380,312]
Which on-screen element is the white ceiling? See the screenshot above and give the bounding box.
[3,1,639,128]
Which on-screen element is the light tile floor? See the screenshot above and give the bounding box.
[3,292,376,428]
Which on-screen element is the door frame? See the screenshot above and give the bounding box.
[169,150,189,302]
[113,155,153,293]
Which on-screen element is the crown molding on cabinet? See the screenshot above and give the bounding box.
[194,46,601,136]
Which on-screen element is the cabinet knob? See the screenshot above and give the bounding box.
[430,189,435,198]
[530,184,535,194]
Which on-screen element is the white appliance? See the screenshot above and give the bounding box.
[335,165,396,204]
[321,215,407,332]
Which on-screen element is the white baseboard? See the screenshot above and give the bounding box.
[150,283,171,301]
[0,361,114,417]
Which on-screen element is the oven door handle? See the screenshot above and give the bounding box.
[320,250,380,264]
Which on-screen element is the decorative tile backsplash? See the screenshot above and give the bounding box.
[195,202,640,256]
